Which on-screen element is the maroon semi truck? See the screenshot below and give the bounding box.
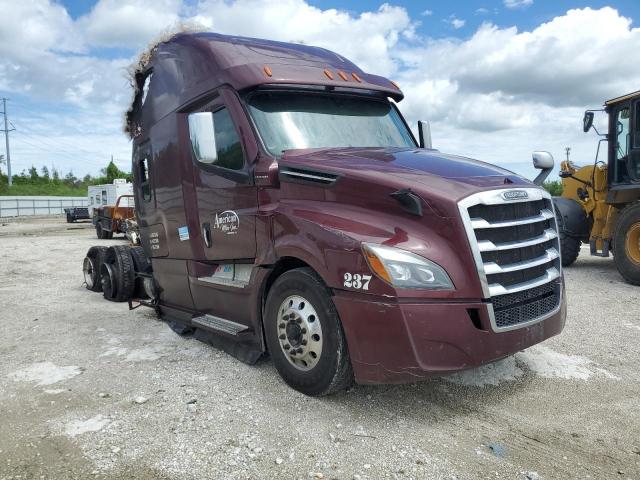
[84,32,566,396]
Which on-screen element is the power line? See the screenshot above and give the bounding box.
[10,102,129,159]
[12,129,110,167]
[14,120,124,160]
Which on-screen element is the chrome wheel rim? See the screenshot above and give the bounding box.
[277,295,323,371]
[83,257,96,288]
[102,263,116,297]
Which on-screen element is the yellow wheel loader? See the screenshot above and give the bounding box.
[555,90,640,285]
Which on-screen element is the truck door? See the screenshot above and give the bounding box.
[630,100,640,181]
[186,93,258,261]
[184,92,259,330]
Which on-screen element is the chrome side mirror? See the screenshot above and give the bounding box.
[418,120,432,149]
[532,151,554,186]
[188,112,218,164]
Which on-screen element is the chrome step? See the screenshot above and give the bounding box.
[192,314,249,336]
[197,276,249,288]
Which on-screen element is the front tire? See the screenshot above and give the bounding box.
[264,268,353,396]
[613,202,640,285]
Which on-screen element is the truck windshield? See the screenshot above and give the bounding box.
[247,92,415,155]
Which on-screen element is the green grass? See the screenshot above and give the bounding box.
[0,183,88,196]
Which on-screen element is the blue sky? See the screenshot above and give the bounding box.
[1,0,639,180]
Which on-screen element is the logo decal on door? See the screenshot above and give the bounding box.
[213,210,240,235]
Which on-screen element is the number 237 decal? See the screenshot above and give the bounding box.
[343,273,372,290]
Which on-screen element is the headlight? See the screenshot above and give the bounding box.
[362,243,454,290]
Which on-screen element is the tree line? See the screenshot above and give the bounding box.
[0,160,132,196]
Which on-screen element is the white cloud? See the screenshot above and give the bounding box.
[504,0,533,9]
[0,2,639,180]
[450,17,465,29]
[422,9,433,17]
[78,0,183,48]
[189,1,415,76]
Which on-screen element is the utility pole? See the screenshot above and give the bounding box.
[565,147,571,162]
[1,98,15,186]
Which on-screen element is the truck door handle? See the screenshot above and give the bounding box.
[202,222,212,248]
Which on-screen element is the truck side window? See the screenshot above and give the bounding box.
[139,156,151,202]
[188,108,244,171]
[635,102,640,148]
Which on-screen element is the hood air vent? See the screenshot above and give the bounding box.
[279,166,339,186]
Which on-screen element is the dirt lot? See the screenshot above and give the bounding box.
[0,216,639,480]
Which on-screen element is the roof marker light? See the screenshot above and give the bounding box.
[324,69,334,80]
[351,72,363,83]
[390,80,400,89]
[263,66,273,77]
[337,71,348,81]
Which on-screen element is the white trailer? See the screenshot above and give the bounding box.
[87,179,134,216]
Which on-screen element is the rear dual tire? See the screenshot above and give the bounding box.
[264,268,353,396]
[100,245,135,302]
[83,246,108,292]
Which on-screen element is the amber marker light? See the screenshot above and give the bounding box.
[390,80,400,89]
[362,244,392,284]
[324,69,334,80]
[263,66,273,77]
[351,72,363,83]
[337,70,348,81]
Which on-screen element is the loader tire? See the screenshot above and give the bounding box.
[83,246,108,292]
[102,245,135,302]
[613,202,640,285]
[556,211,580,266]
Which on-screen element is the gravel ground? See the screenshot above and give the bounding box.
[0,217,639,480]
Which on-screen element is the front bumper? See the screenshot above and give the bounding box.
[333,284,566,385]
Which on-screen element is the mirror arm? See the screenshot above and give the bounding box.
[418,121,432,149]
[533,168,551,186]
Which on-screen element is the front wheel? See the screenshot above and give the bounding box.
[264,268,353,396]
[613,202,640,285]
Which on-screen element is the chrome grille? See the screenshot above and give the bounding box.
[458,188,562,332]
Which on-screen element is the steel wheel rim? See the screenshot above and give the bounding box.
[277,295,323,371]
[83,257,96,288]
[625,222,640,265]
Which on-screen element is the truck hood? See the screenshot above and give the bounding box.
[280,147,534,217]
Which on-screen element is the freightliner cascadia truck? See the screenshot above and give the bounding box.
[83,32,566,396]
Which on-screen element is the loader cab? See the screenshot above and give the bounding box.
[604,91,640,203]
